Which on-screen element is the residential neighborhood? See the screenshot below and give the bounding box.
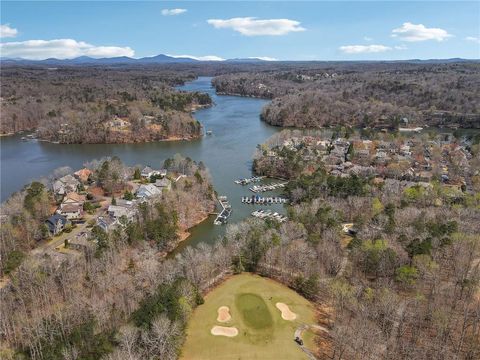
[255,130,477,193]
[42,161,173,255]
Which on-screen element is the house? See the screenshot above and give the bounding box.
[136,184,162,199]
[141,166,162,178]
[58,203,83,219]
[107,204,136,220]
[53,174,79,195]
[105,116,130,129]
[67,232,92,252]
[45,214,68,235]
[97,216,120,232]
[62,192,86,207]
[74,168,92,183]
[154,178,171,191]
[57,192,86,219]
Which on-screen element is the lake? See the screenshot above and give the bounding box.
[0,77,282,248]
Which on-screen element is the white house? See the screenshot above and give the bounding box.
[107,204,136,220]
[141,166,162,178]
[53,174,80,195]
[57,203,83,220]
[136,184,161,199]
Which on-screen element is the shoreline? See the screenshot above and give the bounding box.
[177,213,212,243]
[215,91,272,100]
[32,133,203,145]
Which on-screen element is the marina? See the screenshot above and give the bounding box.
[249,182,288,193]
[251,209,288,223]
[214,196,232,225]
[234,176,265,185]
[241,196,288,205]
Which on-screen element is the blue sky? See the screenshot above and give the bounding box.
[1,1,479,60]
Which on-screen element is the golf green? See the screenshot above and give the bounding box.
[181,273,317,360]
[235,293,273,329]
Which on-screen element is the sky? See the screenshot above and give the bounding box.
[1,1,479,61]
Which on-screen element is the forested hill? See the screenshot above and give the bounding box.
[0,67,212,142]
[212,62,480,129]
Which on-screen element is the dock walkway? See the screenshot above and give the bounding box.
[251,209,287,223]
[242,196,288,205]
[234,176,265,185]
[249,182,288,193]
[214,196,232,225]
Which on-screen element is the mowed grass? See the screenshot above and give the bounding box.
[235,293,273,329]
[181,273,317,360]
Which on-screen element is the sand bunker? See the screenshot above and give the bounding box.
[211,325,238,337]
[217,306,232,322]
[276,302,297,321]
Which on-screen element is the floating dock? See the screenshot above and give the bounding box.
[234,176,265,185]
[249,182,288,193]
[214,196,232,225]
[251,210,287,223]
[242,196,288,205]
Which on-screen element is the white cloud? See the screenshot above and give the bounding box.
[394,44,408,50]
[161,9,187,16]
[465,36,480,44]
[207,17,305,36]
[248,56,278,61]
[339,44,392,54]
[168,54,225,61]
[0,39,134,60]
[0,24,18,38]
[392,22,452,42]
[363,36,373,42]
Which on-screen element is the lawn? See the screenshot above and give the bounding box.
[181,273,317,360]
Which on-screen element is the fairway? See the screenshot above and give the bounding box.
[181,273,317,360]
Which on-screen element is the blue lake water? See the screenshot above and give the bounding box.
[0,77,282,248]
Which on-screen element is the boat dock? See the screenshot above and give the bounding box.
[251,210,287,223]
[234,176,265,185]
[249,182,288,193]
[242,196,288,205]
[214,196,232,225]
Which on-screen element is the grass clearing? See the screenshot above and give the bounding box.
[181,273,317,360]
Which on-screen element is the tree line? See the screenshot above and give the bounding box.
[212,62,480,129]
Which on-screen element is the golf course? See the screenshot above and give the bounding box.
[181,273,318,360]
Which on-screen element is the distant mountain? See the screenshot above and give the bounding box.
[139,54,198,63]
[0,54,276,66]
[1,56,476,66]
[0,54,199,66]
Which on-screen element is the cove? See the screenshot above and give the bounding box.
[0,77,282,248]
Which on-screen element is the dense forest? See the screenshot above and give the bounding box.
[212,62,480,129]
[0,67,211,142]
[1,157,479,359]
[1,61,479,360]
